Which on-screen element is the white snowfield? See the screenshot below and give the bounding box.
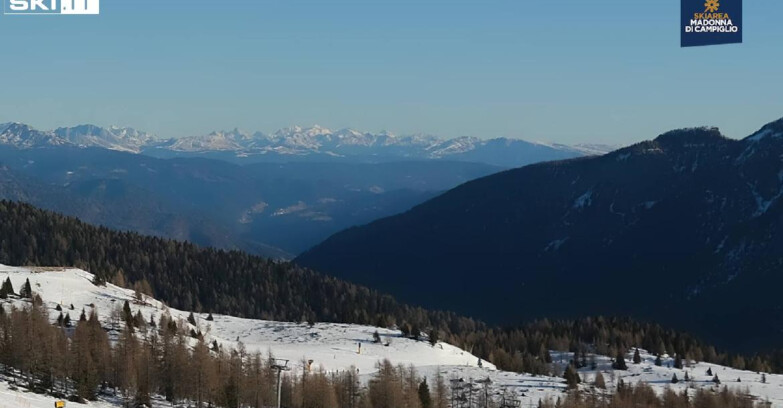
[0,264,782,407]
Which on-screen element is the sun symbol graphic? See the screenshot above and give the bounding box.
[704,0,720,12]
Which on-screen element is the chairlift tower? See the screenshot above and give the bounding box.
[450,378,465,408]
[272,359,291,408]
[476,377,492,408]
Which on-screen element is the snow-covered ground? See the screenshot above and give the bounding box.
[0,264,782,407]
[0,265,488,374]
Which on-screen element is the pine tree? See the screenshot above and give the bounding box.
[114,327,140,404]
[368,360,407,408]
[418,378,432,408]
[400,322,411,338]
[712,374,720,384]
[433,370,448,408]
[92,274,106,286]
[685,371,690,381]
[167,318,177,334]
[206,312,214,321]
[122,300,133,326]
[428,329,439,346]
[64,312,72,327]
[133,336,154,407]
[188,312,197,326]
[19,278,32,298]
[594,372,606,389]
[707,367,713,376]
[0,277,13,298]
[192,338,216,408]
[563,364,581,389]
[674,354,683,369]
[375,314,389,329]
[671,374,679,384]
[134,310,146,329]
[633,348,641,364]
[612,351,628,370]
[411,324,421,341]
[71,309,109,401]
[655,354,662,366]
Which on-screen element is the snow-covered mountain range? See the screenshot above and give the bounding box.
[0,122,613,167]
[0,122,154,153]
[54,124,156,153]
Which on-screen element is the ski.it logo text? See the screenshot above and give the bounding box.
[5,0,99,15]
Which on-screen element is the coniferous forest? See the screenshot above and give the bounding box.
[0,294,771,408]
[1,199,783,383]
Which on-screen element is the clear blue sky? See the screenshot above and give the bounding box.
[0,0,781,144]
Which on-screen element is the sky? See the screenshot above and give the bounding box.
[0,0,781,145]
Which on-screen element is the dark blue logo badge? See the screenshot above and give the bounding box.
[681,0,742,47]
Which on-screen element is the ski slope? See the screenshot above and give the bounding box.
[0,264,489,374]
[1,264,782,407]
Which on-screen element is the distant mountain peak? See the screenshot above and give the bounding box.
[53,124,157,153]
[743,117,783,143]
[0,121,616,167]
[2,122,35,132]
[653,127,728,147]
[0,122,68,148]
[154,125,614,166]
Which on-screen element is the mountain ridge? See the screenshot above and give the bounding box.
[297,117,783,352]
[0,122,613,167]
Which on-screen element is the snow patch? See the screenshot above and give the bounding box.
[272,201,308,216]
[544,238,569,252]
[573,190,593,209]
[748,128,774,142]
[747,182,783,217]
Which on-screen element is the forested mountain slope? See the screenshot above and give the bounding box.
[3,200,779,376]
[298,118,783,352]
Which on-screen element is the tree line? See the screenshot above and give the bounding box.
[538,382,771,408]
[0,200,780,376]
[0,293,770,408]
[0,290,452,408]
